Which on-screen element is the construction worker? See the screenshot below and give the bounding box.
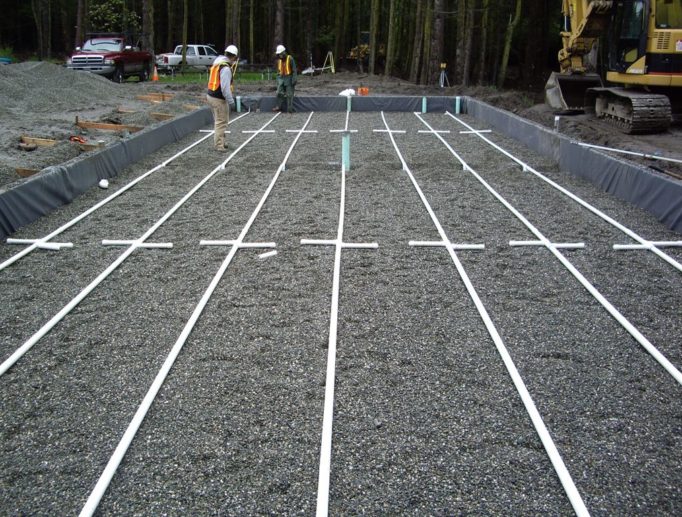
[206,44,238,151]
[274,44,297,113]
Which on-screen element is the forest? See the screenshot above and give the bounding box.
[2,1,561,89]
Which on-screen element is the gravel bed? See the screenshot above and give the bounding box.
[0,111,680,515]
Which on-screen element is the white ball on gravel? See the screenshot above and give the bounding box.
[98,179,109,189]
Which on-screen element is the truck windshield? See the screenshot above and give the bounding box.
[82,40,123,52]
[656,0,682,28]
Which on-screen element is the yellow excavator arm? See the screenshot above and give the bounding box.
[559,0,613,73]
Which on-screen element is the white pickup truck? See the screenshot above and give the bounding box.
[155,44,220,71]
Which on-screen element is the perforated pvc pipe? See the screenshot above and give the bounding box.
[444,112,682,274]
[0,113,274,379]
[0,112,250,273]
[386,112,590,517]
[79,113,315,517]
[421,112,682,386]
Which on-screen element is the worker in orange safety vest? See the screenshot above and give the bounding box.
[273,44,297,113]
[206,44,238,151]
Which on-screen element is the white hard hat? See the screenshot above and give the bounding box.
[275,45,286,54]
[225,45,238,56]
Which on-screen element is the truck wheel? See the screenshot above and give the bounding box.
[112,66,124,83]
[139,65,150,82]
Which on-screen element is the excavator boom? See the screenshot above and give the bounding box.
[546,0,682,133]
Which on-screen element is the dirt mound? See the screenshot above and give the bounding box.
[0,62,204,190]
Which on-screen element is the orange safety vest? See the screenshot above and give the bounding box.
[207,62,235,98]
[278,55,293,76]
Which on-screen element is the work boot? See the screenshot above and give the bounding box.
[215,146,228,152]
[272,106,281,112]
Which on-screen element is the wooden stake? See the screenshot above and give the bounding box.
[75,116,142,133]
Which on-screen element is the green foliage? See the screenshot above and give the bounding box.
[0,46,13,59]
[89,0,141,34]
[315,26,335,51]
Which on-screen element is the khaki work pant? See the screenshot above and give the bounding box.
[206,94,230,149]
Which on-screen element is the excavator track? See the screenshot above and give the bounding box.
[586,87,672,134]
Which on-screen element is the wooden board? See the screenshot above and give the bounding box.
[77,142,105,152]
[16,167,39,177]
[20,135,57,147]
[117,107,138,114]
[136,92,175,102]
[75,116,142,133]
[150,112,174,121]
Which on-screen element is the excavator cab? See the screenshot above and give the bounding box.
[608,0,648,73]
[547,0,680,132]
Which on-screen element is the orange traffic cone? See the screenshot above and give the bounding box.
[152,65,159,81]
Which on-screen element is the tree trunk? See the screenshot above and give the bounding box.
[462,1,475,86]
[522,0,549,89]
[333,0,343,68]
[75,0,84,48]
[197,0,204,45]
[274,0,284,49]
[384,0,396,76]
[477,0,489,85]
[455,0,466,82]
[181,0,188,65]
[142,0,154,53]
[368,0,380,75]
[225,0,231,45]
[166,0,173,50]
[61,1,71,54]
[249,0,254,63]
[428,0,444,85]
[409,0,424,83]
[497,0,522,89]
[419,0,432,84]
[233,0,241,47]
[30,0,44,59]
[46,0,52,59]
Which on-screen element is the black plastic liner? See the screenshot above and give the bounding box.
[0,108,213,239]
[464,98,682,234]
[238,95,458,113]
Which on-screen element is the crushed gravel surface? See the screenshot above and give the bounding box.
[0,110,680,515]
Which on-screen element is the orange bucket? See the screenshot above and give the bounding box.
[358,87,369,96]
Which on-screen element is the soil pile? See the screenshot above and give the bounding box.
[0,62,202,190]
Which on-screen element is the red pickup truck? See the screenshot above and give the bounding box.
[66,33,153,83]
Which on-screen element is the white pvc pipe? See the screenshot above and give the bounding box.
[510,240,585,249]
[79,112,314,517]
[390,112,591,517]
[614,241,682,250]
[0,112,251,273]
[315,164,346,517]
[444,112,682,274]
[0,113,272,379]
[420,112,682,387]
[578,142,682,165]
[409,240,485,250]
[200,240,276,248]
[309,133,379,514]
[330,110,358,133]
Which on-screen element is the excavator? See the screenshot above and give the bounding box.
[545,0,682,133]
